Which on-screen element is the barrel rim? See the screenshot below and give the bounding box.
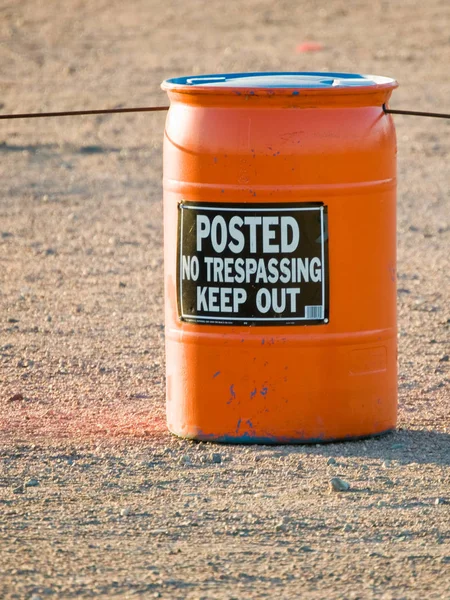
[161,71,398,96]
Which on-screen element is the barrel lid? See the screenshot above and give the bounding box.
[162,71,396,90]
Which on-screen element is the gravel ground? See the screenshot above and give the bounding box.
[0,1,449,598]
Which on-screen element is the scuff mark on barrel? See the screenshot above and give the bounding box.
[250,387,257,398]
[388,262,396,282]
[227,384,236,404]
[235,418,242,433]
[260,386,268,396]
[213,371,221,379]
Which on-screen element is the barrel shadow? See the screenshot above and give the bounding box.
[243,429,450,467]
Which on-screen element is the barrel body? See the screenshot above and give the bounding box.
[162,72,398,443]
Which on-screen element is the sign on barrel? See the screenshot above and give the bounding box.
[177,202,329,326]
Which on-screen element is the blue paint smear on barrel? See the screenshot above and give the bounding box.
[190,428,395,445]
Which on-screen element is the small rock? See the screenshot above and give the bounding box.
[119,281,127,288]
[17,359,34,368]
[327,457,337,465]
[179,455,192,465]
[329,477,350,492]
[435,498,446,505]
[382,460,391,469]
[439,355,449,362]
[391,443,404,450]
[211,453,222,464]
[12,485,24,494]
[8,393,24,402]
[25,478,40,488]
[275,522,287,532]
[342,523,352,532]
[120,507,131,517]
[30,595,42,600]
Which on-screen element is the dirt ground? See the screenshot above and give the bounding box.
[0,0,449,598]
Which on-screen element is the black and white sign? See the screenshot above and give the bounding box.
[177,202,329,326]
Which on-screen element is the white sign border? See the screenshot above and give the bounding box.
[179,203,327,324]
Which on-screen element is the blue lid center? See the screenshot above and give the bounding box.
[166,72,387,89]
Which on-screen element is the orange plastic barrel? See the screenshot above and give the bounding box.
[161,72,398,443]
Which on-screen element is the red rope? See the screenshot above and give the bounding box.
[0,104,448,120]
[0,106,169,120]
[384,107,450,119]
